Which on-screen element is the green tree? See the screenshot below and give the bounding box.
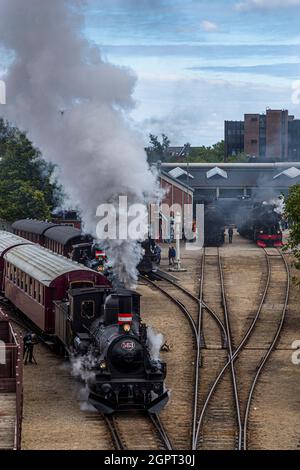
[0,118,62,222]
[182,141,225,163]
[284,184,300,269]
[146,133,170,163]
[227,152,249,163]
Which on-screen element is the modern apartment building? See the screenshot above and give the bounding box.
[225,109,298,161]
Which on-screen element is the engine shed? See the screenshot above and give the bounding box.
[149,170,194,240]
[162,162,300,224]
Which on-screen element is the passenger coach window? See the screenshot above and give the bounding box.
[81,301,95,319]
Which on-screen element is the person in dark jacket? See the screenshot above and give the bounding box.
[228,227,234,244]
[168,246,176,265]
[23,332,38,365]
[154,244,162,265]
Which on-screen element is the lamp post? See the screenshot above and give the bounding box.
[169,211,187,272]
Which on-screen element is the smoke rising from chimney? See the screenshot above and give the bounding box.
[0,0,158,287]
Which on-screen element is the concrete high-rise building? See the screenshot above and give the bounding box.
[244,113,260,157]
[265,109,289,160]
[288,119,300,161]
[225,109,298,161]
[224,120,244,158]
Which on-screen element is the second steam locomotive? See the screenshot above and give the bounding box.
[237,201,283,248]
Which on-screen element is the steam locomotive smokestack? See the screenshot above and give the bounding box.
[0,0,158,287]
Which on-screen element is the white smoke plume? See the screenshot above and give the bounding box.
[69,352,97,384]
[0,0,158,287]
[147,326,164,361]
[263,197,285,215]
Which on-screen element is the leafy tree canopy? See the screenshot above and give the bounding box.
[284,184,300,269]
[0,118,63,222]
[146,133,171,163]
[186,141,225,163]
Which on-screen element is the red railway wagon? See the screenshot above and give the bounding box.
[2,243,110,334]
[12,219,92,260]
[11,219,56,245]
[0,311,23,450]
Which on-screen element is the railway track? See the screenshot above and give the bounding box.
[103,412,173,450]
[194,248,242,450]
[143,246,290,450]
[193,247,290,450]
[140,254,229,449]
[242,248,290,449]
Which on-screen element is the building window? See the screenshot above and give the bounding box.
[251,117,258,122]
[251,139,258,144]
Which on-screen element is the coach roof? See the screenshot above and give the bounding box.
[0,231,32,256]
[12,219,56,235]
[4,244,97,287]
[44,225,92,245]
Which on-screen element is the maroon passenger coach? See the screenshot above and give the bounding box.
[0,232,33,288]
[0,232,110,334]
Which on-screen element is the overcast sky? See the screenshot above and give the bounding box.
[2,0,300,145]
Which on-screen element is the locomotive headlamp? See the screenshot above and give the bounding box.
[123,323,131,333]
[99,360,107,369]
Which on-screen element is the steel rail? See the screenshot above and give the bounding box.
[103,414,125,450]
[148,413,173,450]
[193,248,272,448]
[217,249,243,450]
[243,249,290,449]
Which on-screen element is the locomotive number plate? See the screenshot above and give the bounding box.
[121,340,135,351]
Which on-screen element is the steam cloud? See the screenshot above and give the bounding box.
[263,197,285,215]
[147,326,164,361]
[0,0,158,287]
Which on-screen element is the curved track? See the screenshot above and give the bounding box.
[144,247,289,450]
[140,255,231,449]
[194,248,289,450]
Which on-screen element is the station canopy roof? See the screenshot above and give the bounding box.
[0,231,32,256]
[4,244,95,287]
[273,167,300,179]
[162,162,300,188]
[206,167,228,179]
[168,167,194,179]
[12,219,56,235]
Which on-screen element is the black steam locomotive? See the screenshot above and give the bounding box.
[204,204,226,247]
[56,286,169,414]
[236,202,283,248]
